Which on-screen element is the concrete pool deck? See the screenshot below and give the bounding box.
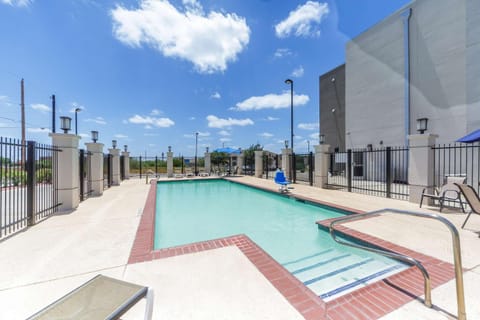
[0,176,479,319]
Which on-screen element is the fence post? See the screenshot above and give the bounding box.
[26,141,36,225]
[254,150,263,178]
[122,150,130,179]
[155,156,158,177]
[264,155,268,179]
[205,151,211,175]
[314,144,330,188]
[408,134,437,204]
[85,142,104,196]
[79,149,85,201]
[386,147,392,198]
[139,156,143,179]
[347,149,352,192]
[167,151,173,177]
[235,151,242,176]
[309,151,314,186]
[281,148,293,181]
[49,133,81,212]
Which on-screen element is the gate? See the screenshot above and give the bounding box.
[1,137,61,239]
[327,147,409,200]
[103,153,112,189]
[293,152,314,186]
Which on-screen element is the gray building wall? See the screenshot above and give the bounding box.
[466,0,480,132]
[319,64,345,151]
[345,0,475,148]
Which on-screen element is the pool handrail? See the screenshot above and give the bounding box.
[329,208,466,320]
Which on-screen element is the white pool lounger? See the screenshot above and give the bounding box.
[27,274,154,320]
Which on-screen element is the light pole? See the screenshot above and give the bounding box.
[195,132,199,176]
[285,79,294,151]
[307,140,310,153]
[74,107,81,135]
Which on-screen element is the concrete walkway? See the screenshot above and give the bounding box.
[0,176,479,319]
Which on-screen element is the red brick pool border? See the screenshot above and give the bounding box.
[128,179,457,320]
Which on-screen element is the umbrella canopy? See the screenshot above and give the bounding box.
[213,147,241,154]
[457,129,480,143]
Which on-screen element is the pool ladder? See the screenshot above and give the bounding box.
[329,208,466,320]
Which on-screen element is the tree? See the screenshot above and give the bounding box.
[210,152,229,173]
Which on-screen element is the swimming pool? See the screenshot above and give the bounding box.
[155,179,407,300]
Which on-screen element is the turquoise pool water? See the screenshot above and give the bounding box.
[155,179,407,300]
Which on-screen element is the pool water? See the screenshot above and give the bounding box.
[155,179,407,300]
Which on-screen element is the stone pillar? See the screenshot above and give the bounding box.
[122,151,130,179]
[85,142,104,196]
[408,134,437,204]
[314,144,330,188]
[281,148,293,180]
[254,150,263,178]
[237,153,244,175]
[167,150,173,178]
[50,133,80,212]
[204,152,211,174]
[109,148,120,186]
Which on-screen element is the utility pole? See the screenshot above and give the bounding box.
[51,94,56,133]
[21,79,26,164]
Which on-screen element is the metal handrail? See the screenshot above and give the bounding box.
[329,208,466,320]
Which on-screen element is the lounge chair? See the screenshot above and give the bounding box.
[274,170,291,192]
[27,274,154,320]
[419,176,466,212]
[454,183,480,229]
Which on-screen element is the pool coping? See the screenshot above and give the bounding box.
[128,178,457,320]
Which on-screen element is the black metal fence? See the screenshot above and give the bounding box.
[79,149,93,201]
[103,154,112,189]
[293,153,314,186]
[433,143,480,206]
[327,147,409,200]
[1,137,61,239]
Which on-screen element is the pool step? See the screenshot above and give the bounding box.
[282,249,407,301]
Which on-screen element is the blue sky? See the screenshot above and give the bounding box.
[0,0,410,156]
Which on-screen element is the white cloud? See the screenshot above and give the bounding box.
[150,109,161,115]
[27,127,49,133]
[79,133,90,139]
[111,0,250,73]
[211,92,221,99]
[309,132,319,140]
[259,132,273,138]
[206,115,253,128]
[298,123,318,130]
[114,134,128,138]
[218,130,230,136]
[1,0,32,7]
[274,48,292,58]
[189,117,196,120]
[291,65,304,77]
[31,104,51,113]
[266,116,279,121]
[275,1,329,38]
[128,114,175,128]
[144,133,159,136]
[219,137,231,142]
[85,117,107,125]
[234,92,310,111]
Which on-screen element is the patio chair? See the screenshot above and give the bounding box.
[274,170,291,192]
[27,274,154,320]
[454,183,480,229]
[419,176,466,212]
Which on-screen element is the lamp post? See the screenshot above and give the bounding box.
[285,79,294,151]
[195,132,199,176]
[112,140,117,149]
[91,130,98,143]
[60,116,71,134]
[74,107,81,135]
[307,140,310,153]
[416,118,428,134]
[319,134,325,145]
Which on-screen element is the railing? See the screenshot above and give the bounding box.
[79,149,93,201]
[327,146,409,200]
[329,208,466,320]
[433,143,480,208]
[103,153,112,189]
[1,137,61,239]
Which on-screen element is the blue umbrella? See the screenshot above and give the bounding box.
[457,129,480,143]
[213,147,241,154]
